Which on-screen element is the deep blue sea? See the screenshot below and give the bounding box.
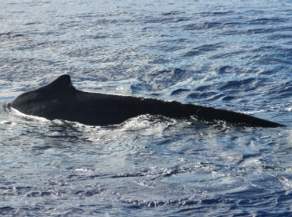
[0,0,292,216]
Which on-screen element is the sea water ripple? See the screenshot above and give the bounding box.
[0,0,292,216]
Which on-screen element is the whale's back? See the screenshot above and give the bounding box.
[11,75,285,127]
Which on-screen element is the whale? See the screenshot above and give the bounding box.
[9,74,284,128]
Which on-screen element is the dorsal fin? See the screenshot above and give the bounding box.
[51,74,72,87]
[39,74,75,93]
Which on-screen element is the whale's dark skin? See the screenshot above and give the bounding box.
[10,75,284,127]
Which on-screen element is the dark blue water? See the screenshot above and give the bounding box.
[0,0,292,216]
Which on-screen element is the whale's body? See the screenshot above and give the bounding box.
[10,75,284,127]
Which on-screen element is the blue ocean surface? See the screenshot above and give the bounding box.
[0,0,292,216]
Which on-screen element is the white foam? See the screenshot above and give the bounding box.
[279,176,292,191]
[10,107,50,122]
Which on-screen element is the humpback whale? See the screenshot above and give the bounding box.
[9,74,284,127]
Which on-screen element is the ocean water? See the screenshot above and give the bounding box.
[0,0,292,216]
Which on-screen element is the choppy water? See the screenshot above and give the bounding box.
[0,0,292,216]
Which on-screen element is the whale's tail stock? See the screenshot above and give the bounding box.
[189,105,284,128]
[148,100,285,128]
